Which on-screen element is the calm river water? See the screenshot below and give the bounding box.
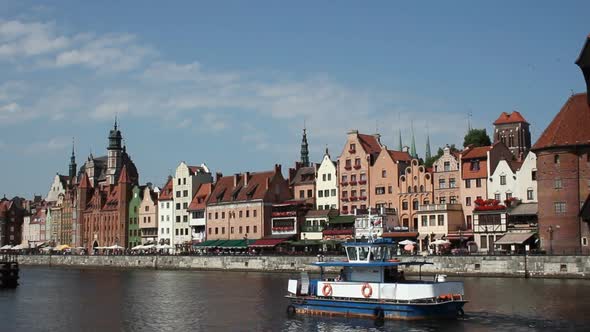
[1,267,589,331]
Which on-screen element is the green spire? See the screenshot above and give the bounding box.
[300,126,309,167]
[398,128,403,151]
[425,128,432,160]
[410,122,417,159]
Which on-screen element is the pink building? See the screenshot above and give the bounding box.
[369,148,411,212]
[397,159,434,231]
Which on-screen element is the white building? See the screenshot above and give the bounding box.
[45,174,67,202]
[514,152,537,203]
[488,159,518,202]
[157,178,175,247]
[315,149,339,210]
[172,162,213,246]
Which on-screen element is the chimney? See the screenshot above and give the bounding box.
[215,172,223,183]
[233,173,241,187]
[244,172,250,186]
[374,133,381,144]
[289,167,297,183]
[266,177,270,190]
[274,164,282,175]
[575,35,590,105]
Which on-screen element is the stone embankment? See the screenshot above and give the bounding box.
[18,254,590,279]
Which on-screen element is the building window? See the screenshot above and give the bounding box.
[324,189,329,197]
[495,193,501,201]
[439,196,446,204]
[351,174,357,182]
[505,192,512,200]
[239,226,243,233]
[464,179,471,188]
[323,174,326,181]
[231,227,234,234]
[178,178,181,185]
[350,143,356,151]
[449,178,456,188]
[438,215,445,226]
[246,226,250,234]
[388,186,392,194]
[476,179,482,187]
[412,199,419,210]
[182,190,188,197]
[429,215,436,226]
[331,189,336,196]
[254,225,257,233]
[470,160,480,171]
[554,202,566,214]
[176,203,181,210]
[500,175,506,185]
[176,216,181,223]
[215,212,218,219]
[246,210,250,218]
[466,197,471,206]
[554,155,560,165]
[328,174,331,181]
[355,158,361,166]
[221,212,225,219]
[375,187,385,195]
[175,229,179,235]
[421,216,428,227]
[382,169,387,178]
[341,175,347,183]
[450,196,457,204]
[183,202,188,209]
[176,191,181,197]
[402,201,408,210]
[527,189,534,200]
[583,237,588,246]
[554,178,562,189]
[222,227,225,234]
[308,189,313,198]
[254,210,257,217]
[166,202,170,209]
[239,211,243,218]
[299,190,305,198]
[318,190,323,197]
[342,191,348,198]
[345,159,351,168]
[439,178,446,189]
[532,171,537,181]
[481,235,488,249]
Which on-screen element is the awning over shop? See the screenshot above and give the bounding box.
[195,239,255,248]
[194,240,223,247]
[288,240,322,246]
[446,231,474,240]
[328,216,355,224]
[249,238,287,248]
[417,233,428,240]
[382,232,419,239]
[433,234,445,240]
[494,232,536,245]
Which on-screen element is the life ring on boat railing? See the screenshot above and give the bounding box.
[322,283,333,297]
[438,294,452,301]
[452,294,462,300]
[361,283,373,298]
[387,258,400,262]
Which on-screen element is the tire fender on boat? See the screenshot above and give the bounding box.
[322,283,333,297]
[361,283,373,298]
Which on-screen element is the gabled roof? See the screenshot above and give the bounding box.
[357,134,382,155]
[207,170,278,204]
[461,146,491,160]
[290,166,316,185]
[387,149,412,162]
[493,111,529,125]
[188,183,213,211]
[508,160,523,173]
[188,165,208,175]
[79,172,91,189]
[159,178,174,200]
[532,93,590,150]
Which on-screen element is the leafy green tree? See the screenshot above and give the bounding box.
[463,129,491,148]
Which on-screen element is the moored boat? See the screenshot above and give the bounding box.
[286,239,467,321]
[0,253,19,289]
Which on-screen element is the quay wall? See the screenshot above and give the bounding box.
[17,255,590,279]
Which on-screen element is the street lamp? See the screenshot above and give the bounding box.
[547,225,560,255]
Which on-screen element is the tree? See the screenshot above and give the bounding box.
[424,144,458,168]
[463,129,491,148]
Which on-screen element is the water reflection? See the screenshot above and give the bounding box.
[0,267,588,331]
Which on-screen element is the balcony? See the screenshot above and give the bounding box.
[349,180,357,186]
[349,196,358,201]
[341,197,349,202]
[341,181,349,186]
[272,211,297,217]
[272,226,295,232]
[301,226,324,232]
[359,196,367,201]
[323,229,354,236]
[353,164,362,170]
[348,149,356,154]
[344,165,352,170]
[358,179,367,185]
[418,203,462,212]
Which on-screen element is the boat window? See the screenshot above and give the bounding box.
[358,246,370,261]
[346,247,358,261]
[371,247,384,261]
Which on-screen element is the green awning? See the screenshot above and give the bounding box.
[194,240,222,247]
[328,216,355,224]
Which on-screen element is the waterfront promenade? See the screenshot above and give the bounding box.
[16,254,590,279]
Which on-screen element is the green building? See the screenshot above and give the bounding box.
[128,185,142,248]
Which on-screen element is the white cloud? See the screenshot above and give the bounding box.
[142,61,239,84]
[0,81,26,101]
[0,102,20,113]
[0,20,68,58]
[23,136,69,154]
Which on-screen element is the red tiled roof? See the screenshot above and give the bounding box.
[118,165,130,184]
[532,93,590,150]
[493,111,528,125]
[188,183,213,211]
[188,165,206,175]
[387,149,412,162]
[207,170,278,204]
[79,172,91,189]
[508,160,523,173]
[357,134,382,155]
[461,146,491,160]
[159,178,174,200]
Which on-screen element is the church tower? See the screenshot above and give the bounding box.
[69,138,77,183]
[106,117,123,185]
[493,111,531,160]
[300,126,310,167]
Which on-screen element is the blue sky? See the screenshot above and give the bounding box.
[1,1,589,197]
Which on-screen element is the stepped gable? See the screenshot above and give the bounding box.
[493,111,529,125]
[532,93,590,150]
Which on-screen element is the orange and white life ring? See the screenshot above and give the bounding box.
[322,283,333,297]
[361,283,373,298]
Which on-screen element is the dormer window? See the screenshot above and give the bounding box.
[470,160,480,171]
[554,155,560,165]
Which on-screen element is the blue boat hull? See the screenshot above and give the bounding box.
[287,296,466,320]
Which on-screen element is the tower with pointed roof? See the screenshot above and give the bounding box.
[425,130,432,161]
[106,117,124,185]
[398,128,403,151]
[69,138,77,182]
[493,111,531,160]
[410,123,417,159]
[300,127,310,167]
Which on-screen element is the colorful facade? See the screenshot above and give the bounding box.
[139,186,158,244]
[315,150,339,210]
[397,159,434,231]
[128,185,142,248]
[369,148,411,212]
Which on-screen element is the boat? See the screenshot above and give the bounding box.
[286,239,467,321]
[0,252,19,289]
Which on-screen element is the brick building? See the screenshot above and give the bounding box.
[493,111,531,161]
